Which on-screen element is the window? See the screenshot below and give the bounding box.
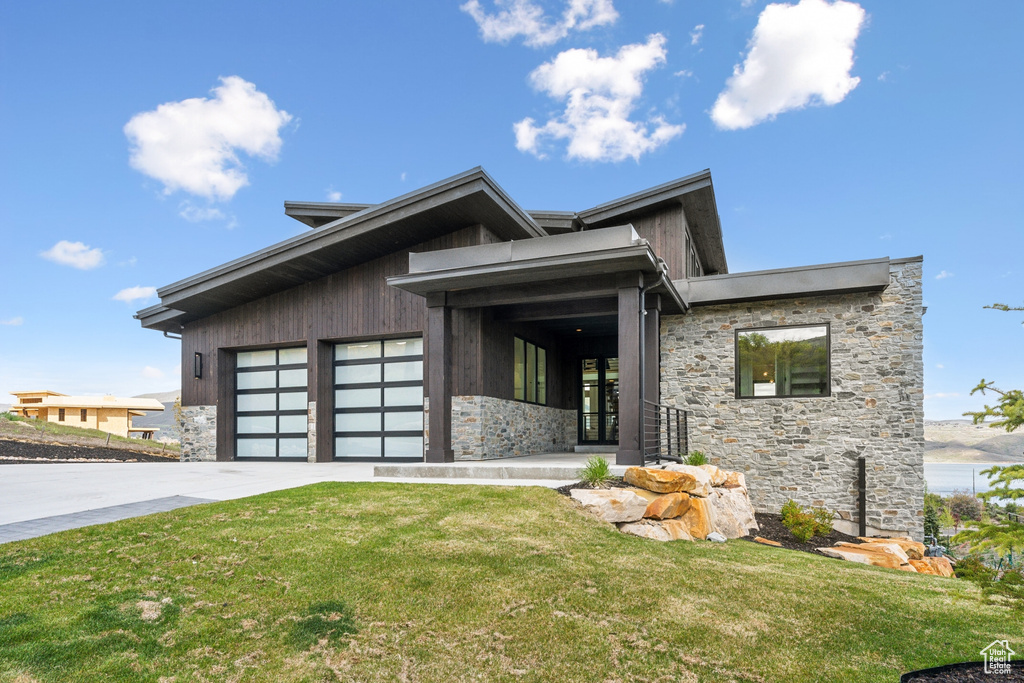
[514,337,547,404]
[58,408,65,422]
[236,347,308,459]
[736,324,830,398]
[333,337,423,460]
[80,409,88,422]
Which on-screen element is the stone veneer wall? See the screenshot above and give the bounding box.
[439,395,576,460]
[307,401,317,463]
[660,259,924,538]
[180,405,217,462]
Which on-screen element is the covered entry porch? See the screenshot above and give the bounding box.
[388,225,687,466]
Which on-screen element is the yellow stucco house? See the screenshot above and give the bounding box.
[9,391,166,439]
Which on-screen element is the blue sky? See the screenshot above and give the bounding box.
[0,0,1020,420]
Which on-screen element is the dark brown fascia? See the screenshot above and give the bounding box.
[575,169,728,276]
[677,257,892,306]
[143,168,545,327]
[284,201,375,228]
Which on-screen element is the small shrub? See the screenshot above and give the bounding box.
[923,505,940,540]
[0,412,13,421]
[947,489,983,527]
[684,451,708,466]
[780,499,834,543]
[578,456,612,488]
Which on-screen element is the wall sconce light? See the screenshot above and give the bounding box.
[194,352,203,379]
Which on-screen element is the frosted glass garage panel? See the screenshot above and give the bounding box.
[237,371,276,390]
[336,437,382,458]
[237,350,277,368]
[278,369,307,388]
[237,393,276,412]
[336,343,381,361]
[278,438,307,458]
[237,439,276,457]
[335,412,381,432]
[278,414,308,434]
[384,360,422,382]
[384,338,422,357]
[384,436,423,458]
[335,364,381,385]
[278,392,307,411]
[278,347,307,365]
[336,388,381,408]
[384,386,423,406]
[384,411,423,431]
[238,415,276,434]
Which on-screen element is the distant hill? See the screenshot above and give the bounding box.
[0,403,10,414]
[132,390,180,442]
[925,419,1024,463]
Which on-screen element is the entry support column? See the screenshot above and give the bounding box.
[616,273,644,466]
[644,293,661,408]
[425,292,455,463]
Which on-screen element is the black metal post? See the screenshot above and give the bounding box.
[858,456,867,537]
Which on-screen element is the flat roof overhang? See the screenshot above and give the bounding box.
[388,225,688,314]
[677,257,895,306]
[136,168,546,331]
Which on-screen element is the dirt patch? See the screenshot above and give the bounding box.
[0,438,177,463]
[742,513,860,554]
[554,478,633,496]
[902,661,1024,681]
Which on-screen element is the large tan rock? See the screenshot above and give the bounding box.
[570,489,647,524]
[625,487,661,503]
[858,537,925,561]
[659,464,714,497]
[706,488,759,539]
[698,464,728,487]
[837,541,910,565]
[723,470,747,492]
[624,467,699,494]
[909,556,955,578]
[660,519,695,541]
[618,519,693,542]
[680,496,714,540]
[644,492,691,520]
[816,545,904,570]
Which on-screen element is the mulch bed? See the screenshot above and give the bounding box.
[901,661,1024,681]
[742,512,861,553]
[554,478,633,496]
[0,439,178,463]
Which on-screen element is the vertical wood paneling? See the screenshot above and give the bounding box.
[629,205,685,280]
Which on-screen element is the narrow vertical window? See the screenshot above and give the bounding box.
[58,408,65,422]
[514,336,547,405]
[514,337,525,401]
[81,409,87,422]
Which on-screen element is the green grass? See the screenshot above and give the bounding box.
[0,483,1017,682]
[0,412,178,453]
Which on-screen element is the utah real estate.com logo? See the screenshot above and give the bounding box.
[981,640,1015,675]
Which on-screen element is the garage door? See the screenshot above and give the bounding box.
[334,337,423,460]
[235,347,308,459]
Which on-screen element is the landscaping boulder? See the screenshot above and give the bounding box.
[657,464,714,497]
[908,557,955,578]
[680,496,714,540]
[754,537,782,547]
[837,541,910,565]
[857,536,925,561]
[706,488,759,539]
[723,470,747,492]
[618,519,694,542]
[624,467,704,495]
[698,464,728,487]
[570,489,647,524]
[660,519,695,541]
[643,492,691,520]
[816,545,904,570]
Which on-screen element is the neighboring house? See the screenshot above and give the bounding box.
[9,391,165,439]
[136,168,924,538]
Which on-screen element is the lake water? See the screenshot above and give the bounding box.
[924,463,1005,497]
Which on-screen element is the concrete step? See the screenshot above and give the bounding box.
[573,445,617,454]
[374,462,628,481]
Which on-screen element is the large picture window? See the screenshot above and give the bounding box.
[736,324,830,398]
[236,347,308,459]
[514,336,547,404]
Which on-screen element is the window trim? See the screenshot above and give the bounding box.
[734,323,831,399]
[513,335,547,405]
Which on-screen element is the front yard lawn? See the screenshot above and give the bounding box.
[0,482,1016,682]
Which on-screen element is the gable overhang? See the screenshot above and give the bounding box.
[678,257,892,306]
[136,168,546,331]
[284,201,375,228]
[577,169,728,276]
[388,225,688,314]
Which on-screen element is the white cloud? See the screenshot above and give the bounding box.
[141,366,164,379]
[40,240,105,270]
[674,69,694,79]
[0,316,23,326]
[326,189,343,202]
[935,270,953,280]
[877,70,890,82]
[400,172,408,182]
[113,286,158,304]
[514,34,684,162]
[878,233,892,240]
[124,76,292,201]
[936,363,945,369]
[461,0,617,48]
[690,24,705,46]
[179,203,227,222]
[710,0,866,130]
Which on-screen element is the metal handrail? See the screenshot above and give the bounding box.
[642,400,687,465]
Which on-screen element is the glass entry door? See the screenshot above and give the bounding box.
[579,357,618,444]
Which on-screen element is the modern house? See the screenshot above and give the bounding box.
[136,168,924,537]
[9,390,165,439]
